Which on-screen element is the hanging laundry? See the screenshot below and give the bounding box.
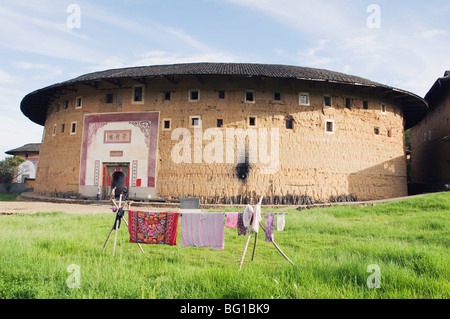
[277,213,286,231]
[251,204,262,233]
[225,212,239,228]
[237,213,247,236]
[265,213,275,242]
[243,204,253,228]
[128,211,179,246]
[181,213,225,250]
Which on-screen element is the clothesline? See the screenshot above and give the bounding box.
[121,209,288,216]
[106,197,293,267]
[122,210,286,250]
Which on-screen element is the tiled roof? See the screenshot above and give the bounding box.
[20,63,428,128]
[64,63,387,87]
[425,70,450,106]
[5,143,40,155]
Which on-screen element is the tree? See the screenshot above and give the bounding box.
[0,156,26,193]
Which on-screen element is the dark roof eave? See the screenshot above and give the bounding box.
[19,63,428,128]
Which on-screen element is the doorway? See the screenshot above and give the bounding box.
[111,171,126,199]
[102,162,130,200]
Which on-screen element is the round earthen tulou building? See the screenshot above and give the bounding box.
[20,63,428,204]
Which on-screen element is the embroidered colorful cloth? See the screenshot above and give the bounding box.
[237,213,247,236]
[128,211,179,246]
[225,212,239,228]
[265,213,275,242]
[181,213,225,250]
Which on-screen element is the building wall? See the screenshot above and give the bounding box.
[411,90,450,190]
[35,76,407,202]
[10,151,39,184]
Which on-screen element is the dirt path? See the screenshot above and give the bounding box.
[0,200,115,214]
[0,198,176,215]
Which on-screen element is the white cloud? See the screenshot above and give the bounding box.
[296,39,339,67]
[0,70,14,84]
[0,6,102,63]
[418,29,449,38]
[224,0,450,96]
[0,116,43,160]
[132,51,239,66]
[156,26,213,53]
[12,61,64,80]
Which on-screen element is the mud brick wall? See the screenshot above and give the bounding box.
[35,76,407,202]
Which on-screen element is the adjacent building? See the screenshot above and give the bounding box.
[4,143,40,189]
[410,71,450,192]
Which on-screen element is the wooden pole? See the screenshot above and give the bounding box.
[250,196,263,262]
[102,228,114,251]
[271,239,295,265]
[258,221,294,265]
[103,198,119,252]
[251,231,258,261]
[120,217,144,254]
[112,216,119,256]
[239,229,252,271]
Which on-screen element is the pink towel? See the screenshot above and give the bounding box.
[181,213,225,250]
[225,212,239,228]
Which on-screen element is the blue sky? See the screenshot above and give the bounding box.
[1,0,450,160]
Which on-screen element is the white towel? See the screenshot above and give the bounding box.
[251,204,262,233]
[277,213,286,231]
[243,204,253,228]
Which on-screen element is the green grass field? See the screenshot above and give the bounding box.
[0,192,448,299]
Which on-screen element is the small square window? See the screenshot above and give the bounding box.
[76,97,82,109]
[286,119,293,129]
[218,90,225,99]
[245,91,255,102]
[63,100,69,109]
[61,124,65,133]
[374,127,380,135]
[189,90,200,101]
[274,92,281,101]
[324,95,332,107]
[325,120,334,133]
[190,116,201,127]
[299,93,310,106]
[164,92,171,101]
[381,104,386,114]
[163,119,171,130]
[387,129,392,137]
[133,86,143,102]
[249,116,256,126]
[71,122,77,135]
[106,94,114,104]
[363,100,369,109]
[217,119,223,128]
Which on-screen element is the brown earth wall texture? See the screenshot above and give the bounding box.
[35,76,407,202]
